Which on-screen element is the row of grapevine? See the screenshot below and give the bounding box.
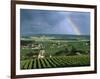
[21,55,90,69]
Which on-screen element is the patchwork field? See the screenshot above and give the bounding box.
[21,55,90,69]
[20,35,90,69]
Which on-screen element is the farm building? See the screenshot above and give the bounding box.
[38,50,45,59]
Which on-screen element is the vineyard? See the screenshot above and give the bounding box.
[21,55,90,69]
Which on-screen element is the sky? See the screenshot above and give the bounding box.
[20,9,90,36]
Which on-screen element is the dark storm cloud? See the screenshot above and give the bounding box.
[20,9,90,36]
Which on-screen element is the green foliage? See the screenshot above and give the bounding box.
[40,58,47,68]
[20,39,90,60]
[37,59,42,68]
[21,40,34,46]
[21,55,90,69]
[20,36,90,69]
[28,59,33,69]
[33,59,37,69]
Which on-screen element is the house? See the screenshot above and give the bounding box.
[38,49,45,59]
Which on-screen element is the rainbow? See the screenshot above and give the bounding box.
[67,16,81,35]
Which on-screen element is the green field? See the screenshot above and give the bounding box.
[21,55,90,69]
[20,35,90,69]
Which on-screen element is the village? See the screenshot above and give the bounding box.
[21,42,52,59]
[20,35,90,69]
[21,39,90,61]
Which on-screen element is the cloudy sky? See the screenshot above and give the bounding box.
[20,9,90,36]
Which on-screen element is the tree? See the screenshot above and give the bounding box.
[54,48,69,56]
[26,52,34,58]
[67,46,77,55]
[21,40,35,46]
